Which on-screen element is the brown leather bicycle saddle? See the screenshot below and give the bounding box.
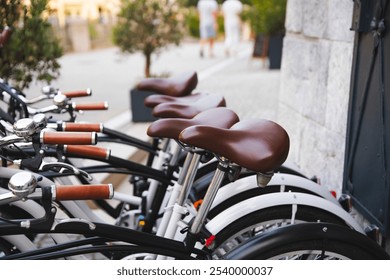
[152,94,226,119]
[136,71,198,97]
[179,119,290,173]
[144,92,205,109]
[147,107,239,141]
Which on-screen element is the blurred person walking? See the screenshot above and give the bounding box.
[197,0,219,58]
[222,0,243,56]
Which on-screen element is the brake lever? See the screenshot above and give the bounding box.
[39,161,93,181]
[32,104,63,114]
[0,134,25,146]
[0,120,14,133]
[14,146,92,181]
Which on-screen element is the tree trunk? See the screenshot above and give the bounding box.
[145,52,151,77]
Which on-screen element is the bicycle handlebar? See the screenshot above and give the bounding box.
[40,131,98,145]
[64,145,110,160]
[61,122,103,132]
[4,171,112,203]
[62,89,92,98]
[18,88,92,106]
[0,183,114,205]
[71,102,108,111]
[52,184,113,201]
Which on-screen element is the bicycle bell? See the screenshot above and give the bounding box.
[41,85,57,95]
[53,93,68,107]
[13,118,36,137]
[8,171,38,198]
[32,113,48,130]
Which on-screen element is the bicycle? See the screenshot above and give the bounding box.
[0,95,229,229]
[0,81,366,260]
[0,116,388,260]
[1,31,384,260]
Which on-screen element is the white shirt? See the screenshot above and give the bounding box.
[197,0,218,27]
[222,0,243,27]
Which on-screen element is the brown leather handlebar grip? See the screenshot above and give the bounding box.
[64,145,110,160]
[40,131,97,145]
[62,122,103,132]
[72,102,108,111]
[62,89,92,98]
[54,184,114,201]
[0,26,11,46]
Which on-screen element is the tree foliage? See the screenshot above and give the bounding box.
[183,0,252,6]
[112,0,184,77]
[245,0,287,36]
[0,0,63,90]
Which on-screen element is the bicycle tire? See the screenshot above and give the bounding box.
[224,222,390,260]
[209,205,347,258]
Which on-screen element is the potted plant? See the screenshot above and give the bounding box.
[112,0,185,122]
[245,0,287,69]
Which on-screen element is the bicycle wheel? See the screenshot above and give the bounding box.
[224,223,390,260]
[209,205,347,259]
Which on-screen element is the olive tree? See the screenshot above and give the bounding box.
[113,0,184,77]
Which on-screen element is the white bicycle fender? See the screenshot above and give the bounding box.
[2,235,36,253]
[206,192,364,235]
[211,173,339,209]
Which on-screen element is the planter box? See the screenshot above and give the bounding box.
[130,88,158,122]
[268,35,284,69]
[252,34,284,69]
[252,34,268,58]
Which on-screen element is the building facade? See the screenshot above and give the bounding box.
[278,0,355,194]
[48,0,120,27]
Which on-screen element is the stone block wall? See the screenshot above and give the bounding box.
[278,0,355,193]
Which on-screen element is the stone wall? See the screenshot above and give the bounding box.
[277,0,355,193]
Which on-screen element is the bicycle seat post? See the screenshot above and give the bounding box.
[189,159,228,236]
[155,147,202,240]
[176,151,201,206]
[155,149,194,238]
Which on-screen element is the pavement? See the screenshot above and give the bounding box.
[24,39,281,163]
